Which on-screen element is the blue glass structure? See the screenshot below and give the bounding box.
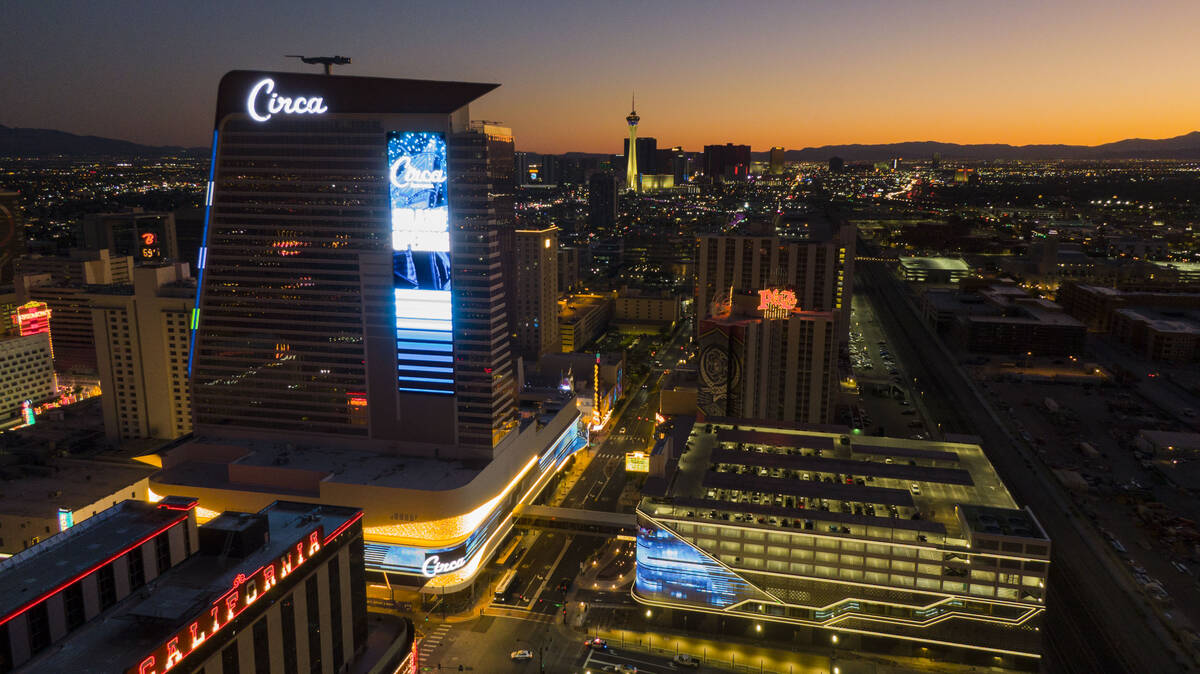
[635,520,768,609]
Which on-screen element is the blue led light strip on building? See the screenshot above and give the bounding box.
[187,129,219,378]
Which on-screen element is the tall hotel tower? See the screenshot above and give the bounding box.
[191,71,518,457]
[161,72,587,599]
[625,96,640,192]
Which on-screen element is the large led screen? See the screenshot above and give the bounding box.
[389,131,454,394]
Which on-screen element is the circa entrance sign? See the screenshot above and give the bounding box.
[421,553,467,577]
[246,78,328,122]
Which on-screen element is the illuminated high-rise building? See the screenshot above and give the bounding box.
[91,264,195,442]
[513,226,559,359]
[768,146,785,175]
[158,71,589,606]
[625,96,640,191]
[186,71,525,456]
[696,218,855,341]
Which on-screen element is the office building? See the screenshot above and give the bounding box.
[1,497,368,674]
[635,419,1049,669]
[625,98,641,191]
[0,191,25,285]
[0,332,56,425]
[80,209,178,265]
[156,71,589,606]
[696,218,855,339]
[697,292,836,424]
[588,173,619,231]
[768,146,785,174]
[559,293,613,352]
[703,143,751,180]
[91,264,195,442]
[513,226,559,360]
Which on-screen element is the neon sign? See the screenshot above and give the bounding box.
[131,527,323,674]
[141,232,157,246]
[246,78,328,122]
[421,553,467,577]
[757,288,798,319]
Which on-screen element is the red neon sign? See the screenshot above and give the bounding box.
[757,289,797,319]
[131,527,324,674]
[141,232,158,246]
[13,301,51,337]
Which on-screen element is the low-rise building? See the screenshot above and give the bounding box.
[1135,430,1200,460]
[0,457,155,555]
[614,290,681,332]
[635,419,1048,669]
[0,497,368,674]
[558,293,613,352]
[921,284,1086,356]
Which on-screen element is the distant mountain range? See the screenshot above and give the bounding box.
[771,131,1200,161]
[0,125,204,157]
[5,123,1200,161]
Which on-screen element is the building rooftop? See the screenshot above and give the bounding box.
[559,294,611,324]
[645,420,1021,545]
[899,256,971,272]
[1113,307,1200,334]
[26,500,361,673]
[958,504,1048,540]
[0,457,155,519]
[0,500,185,625]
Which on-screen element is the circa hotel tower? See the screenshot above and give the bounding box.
[190,71,518,457]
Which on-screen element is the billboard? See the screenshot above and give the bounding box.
[388,131,454,395]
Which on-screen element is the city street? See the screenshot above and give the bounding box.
[856,256,1189,673]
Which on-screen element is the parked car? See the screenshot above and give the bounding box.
[511,650,533,661]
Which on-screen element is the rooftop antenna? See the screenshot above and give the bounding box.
[285,55,352,75]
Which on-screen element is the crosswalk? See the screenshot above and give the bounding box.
[417,623,452,662]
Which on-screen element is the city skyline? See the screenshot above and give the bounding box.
[5,0,1200,154]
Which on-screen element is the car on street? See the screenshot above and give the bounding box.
[602,666,637,673]
[673,653,701,668]
[910,483,921,495]
[585,637,609,650]
[510,650,533,661]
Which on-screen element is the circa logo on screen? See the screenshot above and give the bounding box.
[246,78,328,122]
[422,554,467,577]
[390,155,447,190]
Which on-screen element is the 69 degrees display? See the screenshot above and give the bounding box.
[389,131,454,395]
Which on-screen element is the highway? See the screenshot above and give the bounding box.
[856,257,1187,673]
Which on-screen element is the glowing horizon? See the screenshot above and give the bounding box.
[3,1,1198,155]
